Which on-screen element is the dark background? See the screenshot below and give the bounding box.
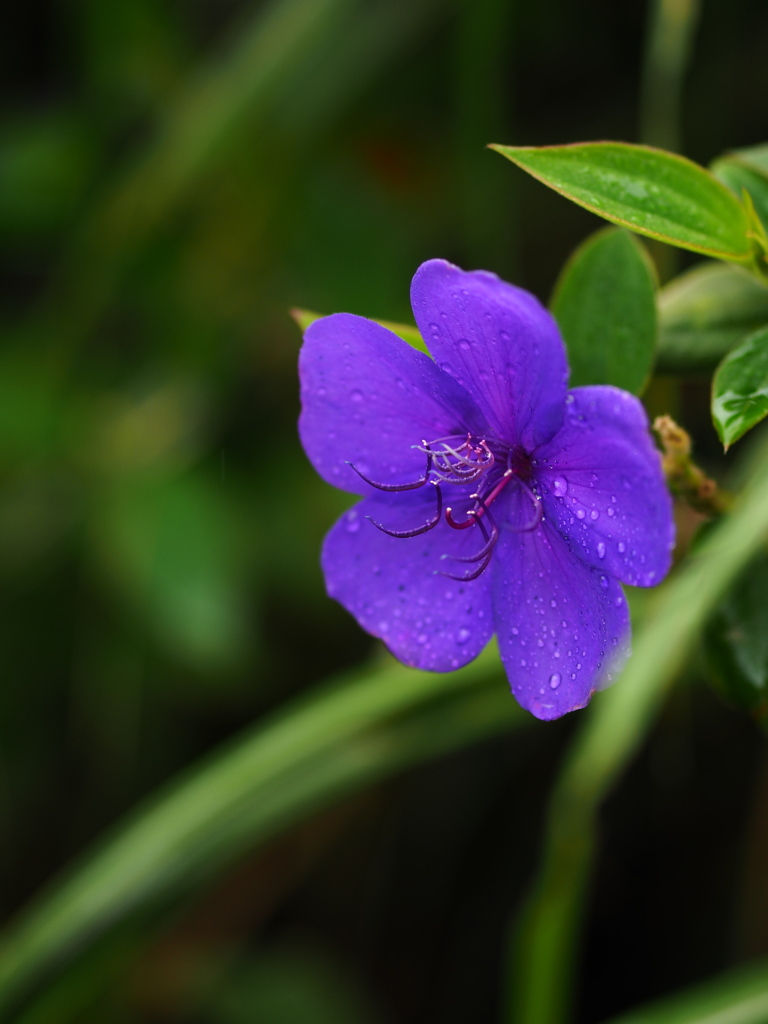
[1,0,767,1020]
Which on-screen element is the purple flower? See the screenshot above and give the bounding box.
[298,259,674,719]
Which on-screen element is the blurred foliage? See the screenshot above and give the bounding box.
[2,0,768,1022]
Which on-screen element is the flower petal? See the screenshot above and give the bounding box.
[322,489,494,671]
[492,515,630,720]
[299,313,485,494]
[535,386,674,587]
[410,259,568,450]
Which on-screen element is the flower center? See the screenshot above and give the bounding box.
[347,433,542,581]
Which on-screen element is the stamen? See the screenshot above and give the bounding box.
[444,503,499,563]
[366,481,443,538]
[503,477,543,533]
[347,448,432,492]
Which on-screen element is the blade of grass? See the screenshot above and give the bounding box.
[0,646,525,1018]
[601,958,768,1024]
[507,436,768,1024]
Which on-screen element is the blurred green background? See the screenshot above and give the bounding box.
[2,0,768,1020]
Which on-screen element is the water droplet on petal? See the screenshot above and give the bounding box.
[350,389,364,403]
[597,541,606,559]
[549,672,561,689]
[457,628,471,645]
[576,509,586,520]
[590,510,599,520]
[553,477,568,496]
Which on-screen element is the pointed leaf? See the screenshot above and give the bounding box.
[291,308,428,353]
[550,227,657,394]
[712,325,768,448]
[728,142,768,180]
[712,157,768,230]
[492,142,752,261]
[658,262,768,371]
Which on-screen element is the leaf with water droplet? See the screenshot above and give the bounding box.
[491,142,754,262]
[712,325,768,449]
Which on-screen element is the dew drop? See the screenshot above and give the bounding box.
[618,541,626,553]
[417,634,428,645]
[607,507,615,517]
[576,509,586,520]
[597,541,606,559]
[590,509,599,520]
[350,389,364,403]
[549,672,561,689]
[553,477,568,496]
[346,511,360,533]
[457,628,471,645]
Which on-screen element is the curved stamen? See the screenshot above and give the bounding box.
[445,506,478,529]
[444,504,499,563]
[366,481,443,538]
[503,477,543,533]
[438,550,493,582]
[347,449,432,492]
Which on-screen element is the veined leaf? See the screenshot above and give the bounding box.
[291,308,428,353]
[712,325,768,449]
[492,142,753,262]
[550,227,657,394]
[657,262,768,372]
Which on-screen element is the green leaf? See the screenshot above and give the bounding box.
[0,647,524,1016]
[704,548,768,715]
[712,157,768,230]
[712,325,768,449]
[727,142,768,180]
[550,227,657,394]
[658,262,768,372]
[491,142,753,262]
[601,958,768,1024]
[91,470,249,669]
[290,308,428,354]
[508,434,768,1024]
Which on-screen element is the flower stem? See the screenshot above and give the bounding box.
[653,414,732,516]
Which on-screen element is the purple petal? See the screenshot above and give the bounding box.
[492,514,630,720]
[534,386,675,588]
[322,489,494,671]
[410,259,568,450]
[299,313,485,494]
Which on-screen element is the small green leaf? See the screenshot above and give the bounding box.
[712,325,768,448]
[290,308,428,354]
[657,261,768,372]
[550,227,657,394]
[712,157,768,231]
[727,141,768,180]
[705,549,768,716]
[92,470,249,669]
[491,142,753,262]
